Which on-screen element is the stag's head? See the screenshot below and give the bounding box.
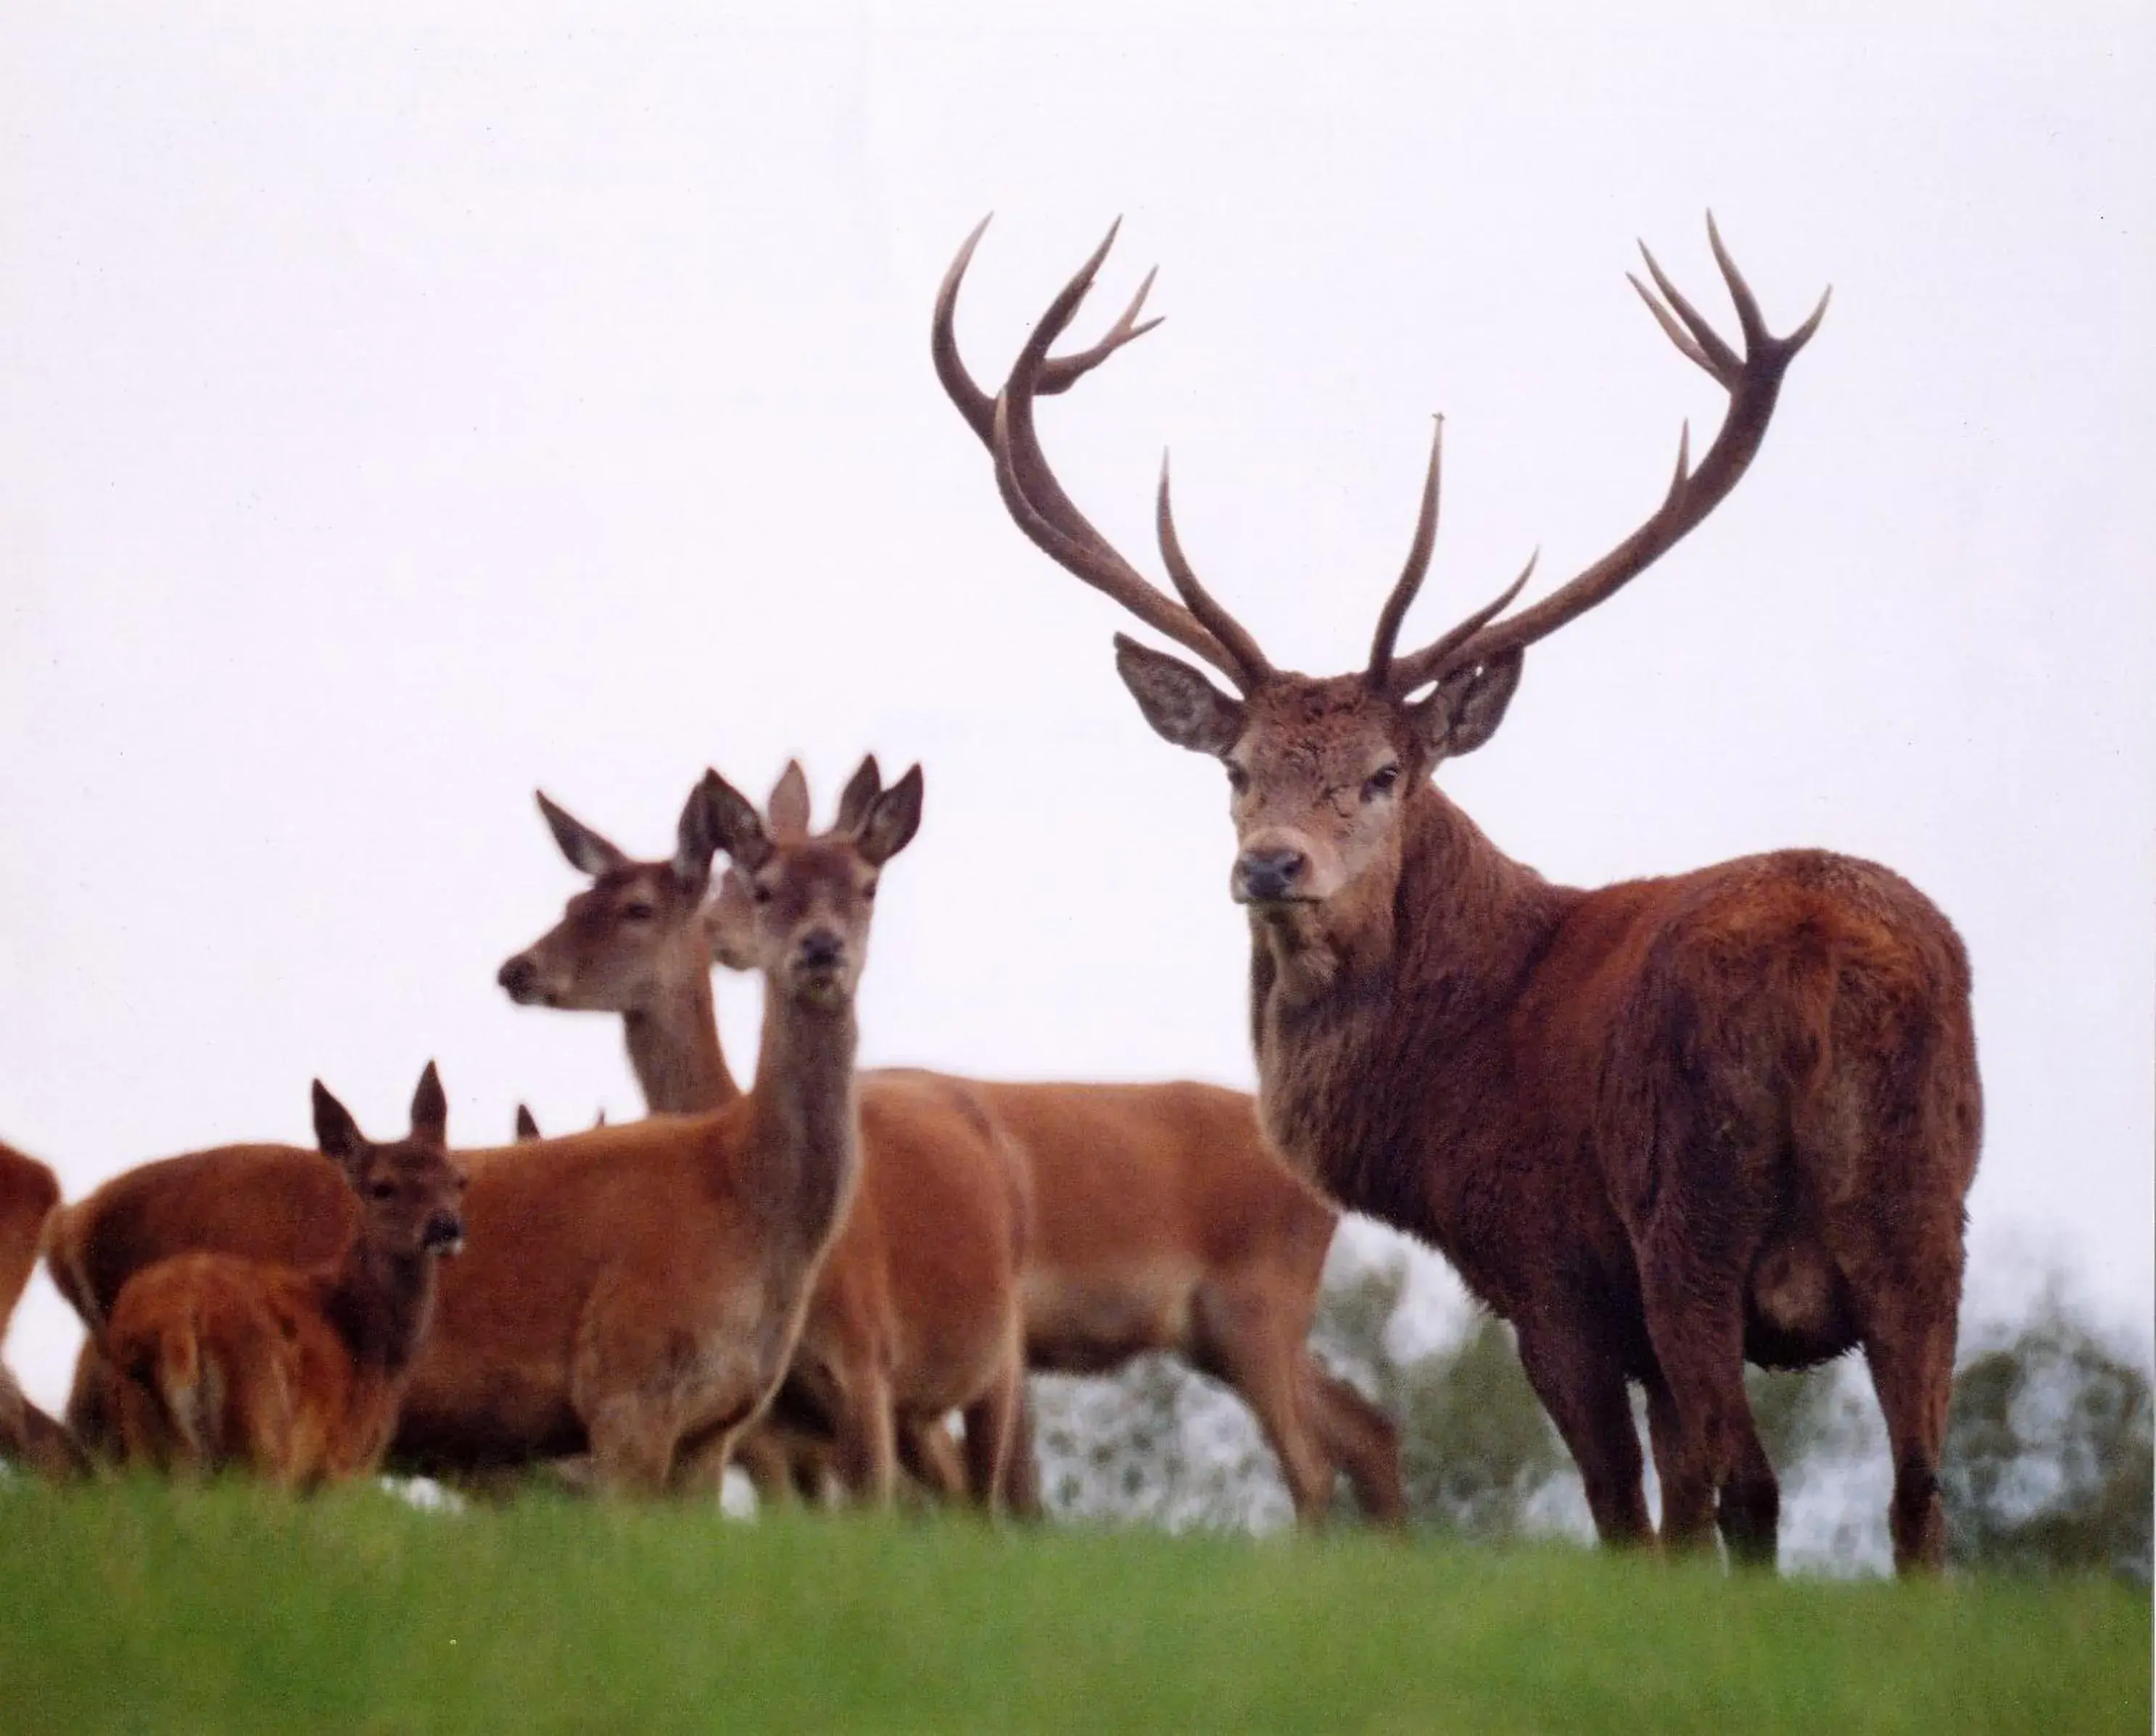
[496,785,719,1013]
[311,1062,467,1259]
[934,217,1825,933]
[697,758,923,1010]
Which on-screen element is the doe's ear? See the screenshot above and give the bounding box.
[312,1080,366,1169]
[1409,650,1526,761]
[536,792,630,879]
[698,770,771,872]
[1112,635,1245,756]
[834,756,882,836]
[409,1061,449,1148]
[856,764,923,867]
[513,1104,542,1142]
[767,761,812,839]
[672,777,722,895]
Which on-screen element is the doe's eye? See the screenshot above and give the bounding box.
[862,881,877,902]
[1363,764,1402,801]
[621,903,656,923]
[752,883,774,906]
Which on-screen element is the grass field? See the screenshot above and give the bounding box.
[1,1481,2147,1735]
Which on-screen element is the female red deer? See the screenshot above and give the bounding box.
[935,217,1982,1572]
[503,761,1402,1525]
[104,1066,466,1487]
[1,1141,81,1477]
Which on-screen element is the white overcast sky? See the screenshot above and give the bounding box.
[3,3,2150,1409]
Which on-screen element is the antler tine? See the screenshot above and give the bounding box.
[1384,551,1537,695]
[941,218,1272,692]
[1389,218,1827,695]
[1366,416,1445,687]
[1156,455,1275,685]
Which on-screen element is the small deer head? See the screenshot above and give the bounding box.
[496,785,719,1012]
[698,757,923,1011]
[311,1062,468,1259]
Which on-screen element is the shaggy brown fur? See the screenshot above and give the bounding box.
[936,218,1980,1571]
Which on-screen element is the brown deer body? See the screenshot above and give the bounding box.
[55,761,955,1499]
[936,218,1981,1571]
[104,1066,467,1487]
[506,769,1400,1523]
[1,1140,82,1478]
[499,768,1023,1511]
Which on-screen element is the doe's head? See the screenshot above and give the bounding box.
[496,782,720,1014]
[311,1062,468,1259]
[698,756,923,1009]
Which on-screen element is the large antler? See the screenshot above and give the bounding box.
[933,219,1274,691]
[1379,216,1830,698]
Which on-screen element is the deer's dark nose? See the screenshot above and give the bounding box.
[798,929,844,971]
[497,956,537,1000]
[1235,848,1308,904]
[424,1212,466,1256]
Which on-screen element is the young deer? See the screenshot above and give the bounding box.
[510,761,1402,1525]
[102,1065,466,1487]
[499,765,1025,1512]
[936,218,1981,1572]
[1,1141,83,1479]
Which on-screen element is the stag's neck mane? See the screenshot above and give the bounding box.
[624,967,740,1114]
[320,1239,440,1377]
[741,985,862,1281]
[1250,781,1580,1227]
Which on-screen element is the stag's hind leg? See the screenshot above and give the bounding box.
[1513,1307,1653,1549]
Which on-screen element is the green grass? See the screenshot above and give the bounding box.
[0,1482,2146,1735]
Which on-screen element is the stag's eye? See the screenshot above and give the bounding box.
[1363,764,1402,802]
[621,902,656,923]
[1224,762,1250,795]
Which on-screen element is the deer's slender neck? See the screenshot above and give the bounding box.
[1251,782,1579,1224]
[742,982,861,1277]
[624,964,740,1114]
[321,1238,440,1377]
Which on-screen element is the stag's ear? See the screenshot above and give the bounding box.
[856,764,923,867]
[409,1061,449,1148]
[1410,650,1526,761]
[536,792,631,879]
[312,1080,367,1170]
[672,777,722,895]
[513,1104,542,1142]
[1112,635,1244,756]
[704,869,758,972]
[767,761,812,839]
[835,756,882,835]
[698,770,772,872]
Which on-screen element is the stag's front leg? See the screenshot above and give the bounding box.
[1511,1311,1652,1548]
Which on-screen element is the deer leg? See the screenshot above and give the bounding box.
[1643,1363,1777,1568]
[63,1339,124,1464]
[1304,1360,1405,1527]
[829,1365,899,1510]
[896,1415,968,1506]
[1512,1316,1651,1548]
[1849,1266,1960,1575]
[1192,1280,1336,1524]
[958,1356,1028,1518]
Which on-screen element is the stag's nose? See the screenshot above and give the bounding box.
[497,956,537,1001]
[1235,848,1308,904]
[424,1212,466,1256]
[798,928,845,971]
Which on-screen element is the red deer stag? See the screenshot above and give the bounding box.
[500,764,1024,1512]
[51,763,978,1500]
[103,1065,466,1487]
[1,1141,83,1477]
[935,217,1981,1573]
[508,761,1402,1524]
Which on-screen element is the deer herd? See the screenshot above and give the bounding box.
[0,217,1980,1576]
